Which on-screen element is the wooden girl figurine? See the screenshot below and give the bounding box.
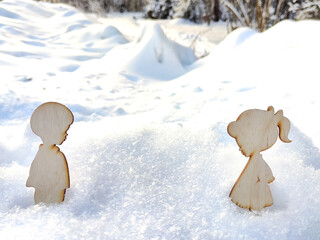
[227,106,291,210]
[26,102,74,204]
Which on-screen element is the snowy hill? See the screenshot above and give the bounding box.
[0,0,320,239]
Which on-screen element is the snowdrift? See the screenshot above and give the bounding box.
[197,19,320,148]
[101,23,197,80]
[1,0,320,239]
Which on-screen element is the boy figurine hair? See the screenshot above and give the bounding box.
[227,106,291,210]
[26,102,74,204]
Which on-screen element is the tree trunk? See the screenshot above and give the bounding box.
[213,0,220,21]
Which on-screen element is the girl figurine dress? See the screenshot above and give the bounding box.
[227,106,291,210]
[26,102,74,204]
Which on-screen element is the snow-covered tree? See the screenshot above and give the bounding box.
[145,0,177,19]
[290,0,320,19]
[174,0,206,23]
[146,0,221,23]
[41,0,319,27]
[221,0,320,32]
[58,0,147,13]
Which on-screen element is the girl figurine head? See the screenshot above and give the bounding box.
[228,106,291,157]
[30,102,74,145]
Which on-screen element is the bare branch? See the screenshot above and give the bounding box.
[236,0,250,26]
[223,0,246,26]
[274,0,285,24]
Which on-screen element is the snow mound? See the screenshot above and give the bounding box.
[104,23,196,80]
[0,6,25,20]
[100,26,128,45]
[101,26,123,39]
[217,27,257,51]
[58,24,128,48]
[0,0,55,19]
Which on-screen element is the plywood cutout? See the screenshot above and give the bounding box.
[227,106,291,210]
[26,102,74,204]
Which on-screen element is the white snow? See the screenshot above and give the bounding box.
[0,0,320,239]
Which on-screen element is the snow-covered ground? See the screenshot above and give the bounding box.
[1,0,320,239]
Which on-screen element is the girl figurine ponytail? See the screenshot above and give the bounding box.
[228,106,291,210]
[274,109,291,143]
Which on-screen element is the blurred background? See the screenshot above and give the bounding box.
[38,0,320,31]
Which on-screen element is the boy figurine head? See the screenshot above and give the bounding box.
[30,102,74,146]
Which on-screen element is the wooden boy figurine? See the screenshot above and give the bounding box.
[227,106,291,210]
[26,102,74,204]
